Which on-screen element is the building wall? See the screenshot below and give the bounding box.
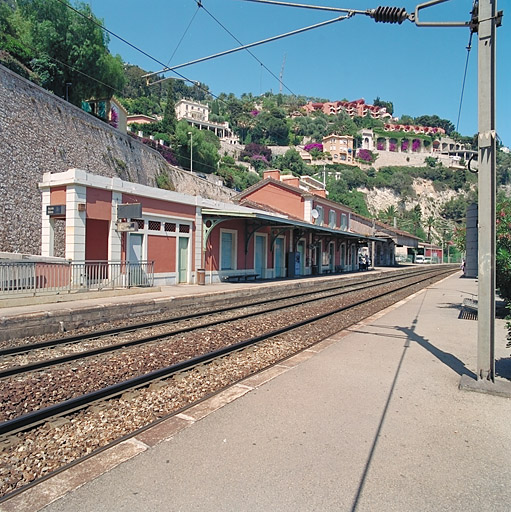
[87,188,112,220]
[322,135,354,164]
[148,235,176,273]
[243,182,304,220]
[205,219,248,273]
[50,187,67,206]
[176,99,209,122]
[121,194,196,219]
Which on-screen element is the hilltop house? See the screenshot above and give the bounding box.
[175,98,239,145]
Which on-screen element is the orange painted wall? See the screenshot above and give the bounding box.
[122,194,195,219]
[87,188,112,220]
[50,186,66,205]
[314,201,350,229]
[243,182,304,220]
[148,235,176,273]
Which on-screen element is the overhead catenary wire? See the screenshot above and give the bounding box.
[238,0,411,23]
[192,0,298,96]
[52,0,223,103]
[144,13,354,78]
[455,32,473,134]
[166,4,201,67]
[455,1,478,134]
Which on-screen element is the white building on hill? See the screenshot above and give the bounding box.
[175,99,239,145]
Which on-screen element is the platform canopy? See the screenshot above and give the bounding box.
[201,208,384,249]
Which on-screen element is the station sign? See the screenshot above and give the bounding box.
[116,221,139,232]
[46,205,66,216]
[117,203,142,219]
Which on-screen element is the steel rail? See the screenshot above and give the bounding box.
[0,268,446,378]
[0,267,456,438]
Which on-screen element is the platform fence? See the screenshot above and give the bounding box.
[0,260,154,296]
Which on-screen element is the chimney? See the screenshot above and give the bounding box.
[263,169,281,180]
[280,175,300,188]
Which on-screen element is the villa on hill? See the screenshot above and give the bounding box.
[302,99,391,120]
[175,98,239,145]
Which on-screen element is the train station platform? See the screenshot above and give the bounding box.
[0,266,400,341]
[4,271,511,512]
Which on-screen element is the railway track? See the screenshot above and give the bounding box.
[0,266,457,502]
[0,267,443,376]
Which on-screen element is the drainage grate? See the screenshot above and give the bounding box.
[459,298,478,320]
[459,307,478,320]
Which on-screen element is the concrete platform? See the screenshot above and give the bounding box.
[3,271,511,512]
[0,268,399,341]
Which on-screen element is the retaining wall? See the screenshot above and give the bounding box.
[0,65,234,255]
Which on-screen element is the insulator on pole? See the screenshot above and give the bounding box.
[370,6,409,24]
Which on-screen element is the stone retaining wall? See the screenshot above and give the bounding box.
[0,65,234,255]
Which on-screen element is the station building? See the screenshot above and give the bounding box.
[39,168,415,286]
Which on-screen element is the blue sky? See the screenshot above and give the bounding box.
[85,0,509,146]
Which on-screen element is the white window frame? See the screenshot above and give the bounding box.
[135,214,192,239]
[341,213,348,231]
[316,206,324,226]
[329,210,336,228]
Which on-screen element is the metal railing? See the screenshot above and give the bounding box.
[0,260,154,296]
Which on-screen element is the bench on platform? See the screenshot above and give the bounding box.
[222,273,259,282]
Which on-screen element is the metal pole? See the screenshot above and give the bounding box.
[477,0,497,381]
[188,131,193,173]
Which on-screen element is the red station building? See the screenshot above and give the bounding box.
[39,169,414,286]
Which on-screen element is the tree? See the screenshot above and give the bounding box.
[441,196,469,221]
[496,199,511,302]
[16,0,125,104]
[327,178,370,216]
[275,149,309,176]
[373,96,394,116]
[171,79,210,102]
[425,215,436,242]
[497,150,511,186]
[328,112,358,138]
[160,81,177,135]
[216,156,260,191]
[173,121,219,174]
[240,143,272,162]
[414,115,455,135]
[0,2,36,79]
[378,205,397,225]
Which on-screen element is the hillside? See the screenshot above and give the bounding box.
[1,0,510,253]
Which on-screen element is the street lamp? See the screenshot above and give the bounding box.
[65,82,72,102]
[188,131,193,173]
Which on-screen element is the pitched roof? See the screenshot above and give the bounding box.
[237,198,304,221]
[235,176,353,213]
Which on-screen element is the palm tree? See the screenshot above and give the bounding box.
[426,215,436,242]
[379,205,397,226]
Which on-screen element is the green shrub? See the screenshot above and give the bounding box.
[497,200,511,302]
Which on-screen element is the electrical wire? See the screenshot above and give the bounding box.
[146,13,352,77]
[21,41,124,97]
[53,0,222,102]
[166,4,201,67]
[193,0,297,96]
[455,30,474,134]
